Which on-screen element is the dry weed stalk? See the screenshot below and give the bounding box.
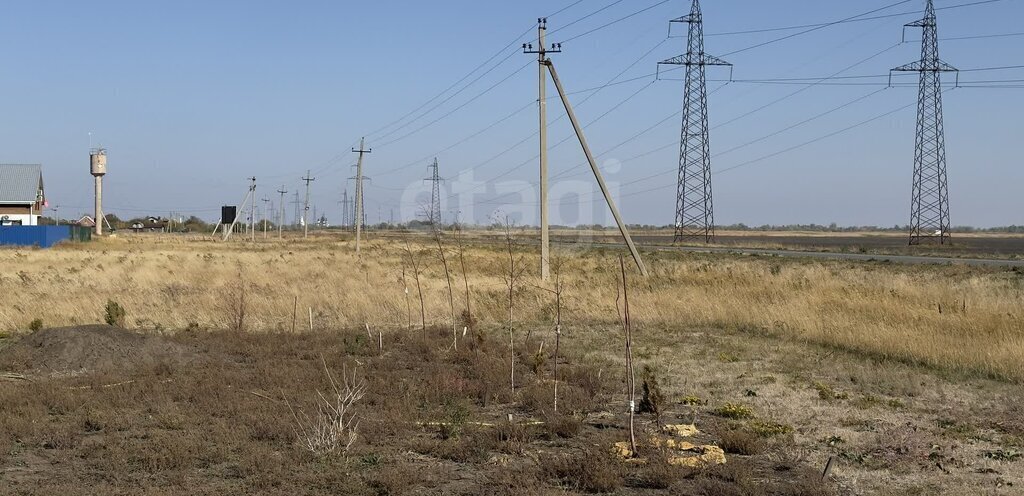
[401,267,412,330]
[502,219,527,394]
[553,259,564,412]
[228,270,247,332]
[617,255,638,457]
[433,228,457,350]
[285,356,367,457]
[453,224,474,332]
[532,256,565,412]
[404,241,426,333]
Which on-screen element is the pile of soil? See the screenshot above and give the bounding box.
[0,325,200,376]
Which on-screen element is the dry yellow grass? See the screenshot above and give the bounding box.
[1,232,1022,381]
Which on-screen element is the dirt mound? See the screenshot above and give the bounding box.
[0,325,200,376]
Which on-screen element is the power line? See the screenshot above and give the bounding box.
[540,90,945,209]
[719,0,915,58]
[367,0,651,146]
[372,51,522,145]
[547,0,626,38]
[559,0,672,44]
[423,78,658,207]
[377,34,672,189]
[478,82,889,209]
[363,25,537,142]
[375,59,534,149]
[705,0,1005,37]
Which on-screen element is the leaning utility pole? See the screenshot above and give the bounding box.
[425,158,444,229]
[352,137,372,254]
[658,0,730,244]
[277,186,288,238]
[223,177,256,242]
[526,23,648,276]
[524,18,560,281]
[301,170,315,238]
[892,0,956,245]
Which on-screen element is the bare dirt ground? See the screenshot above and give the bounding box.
[0,322,1019,495]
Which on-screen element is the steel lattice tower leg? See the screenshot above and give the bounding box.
[659,0,730,244]
[892,0,956,246]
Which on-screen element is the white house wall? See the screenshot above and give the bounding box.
[0,214,39,226]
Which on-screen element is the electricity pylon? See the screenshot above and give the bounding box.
[658,0,730,244]
[891,0,957,245]
[291,191,301,229]
[425,158,444,228]
[340,189,352,231]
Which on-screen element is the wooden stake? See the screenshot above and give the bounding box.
[822,456,835,480]
[291,295,297,333]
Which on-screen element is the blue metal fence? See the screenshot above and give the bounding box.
[0,226,88,248]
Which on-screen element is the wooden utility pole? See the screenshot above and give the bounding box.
[524,19,560,282]
[352,137,372,254]
[249,178,257,242]
[261,197,270,239]
[301,170,315,239]
[277,186,287,238]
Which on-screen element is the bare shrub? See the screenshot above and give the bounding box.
[224,270,247,332]
[638,365,665,423]
[630,446,682,489]
[540,412,582,439]
[718,429,765,455]
[543,446,624,493]
[286,357,366,457]
[104,300,126,327]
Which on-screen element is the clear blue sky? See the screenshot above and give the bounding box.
[1,0,1021,227]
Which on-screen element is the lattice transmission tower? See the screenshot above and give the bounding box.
[892,0,957,245]
[340,189,351,231]
[659,0,730,244]
[425,158,443,228]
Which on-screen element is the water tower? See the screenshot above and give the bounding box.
[90,148,107,235]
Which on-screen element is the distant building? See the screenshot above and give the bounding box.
[0,164,45,226]
[131,217,168,233]
[77,215,96,228]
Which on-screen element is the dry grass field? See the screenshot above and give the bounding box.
[1,232,1021,380]
[0,231,1022,494]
